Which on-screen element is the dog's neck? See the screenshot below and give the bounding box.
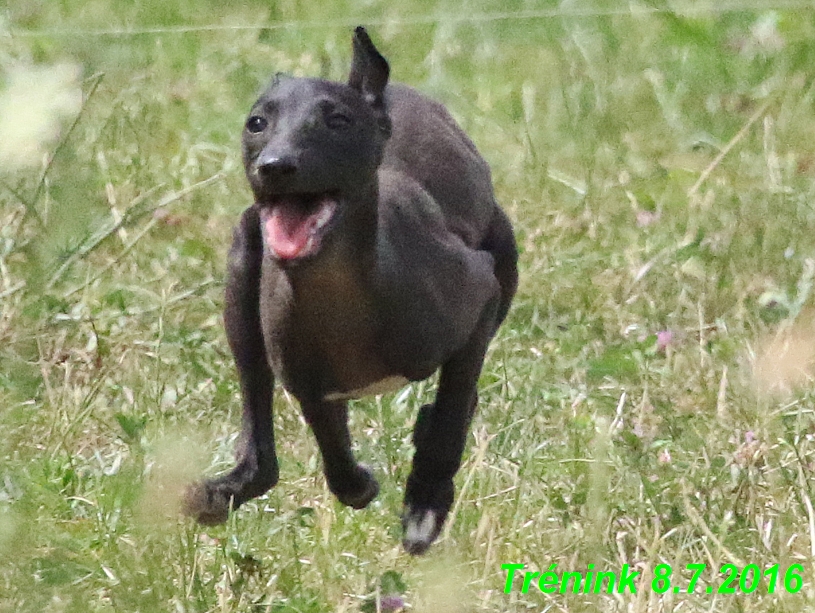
[283,178,379,294]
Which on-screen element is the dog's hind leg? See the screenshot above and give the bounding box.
[300,399,380,509]
[402,290,500,555]
[184,205,279,525]
[480,205,518,330]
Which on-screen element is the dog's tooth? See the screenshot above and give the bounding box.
[315,203,335,229]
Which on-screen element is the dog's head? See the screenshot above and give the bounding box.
[243,27,390,262]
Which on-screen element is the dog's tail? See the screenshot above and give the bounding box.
[480,205,518,329]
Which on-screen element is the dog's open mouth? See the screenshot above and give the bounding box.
[259,193,338,260]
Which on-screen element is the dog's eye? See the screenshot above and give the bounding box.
[325,113,352,129]
[245,116,268,134]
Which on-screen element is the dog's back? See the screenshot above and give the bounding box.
[381,84,497,248]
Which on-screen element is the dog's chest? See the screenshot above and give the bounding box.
[263,262,401,402]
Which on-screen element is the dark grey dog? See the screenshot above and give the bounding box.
[185,27,517,555]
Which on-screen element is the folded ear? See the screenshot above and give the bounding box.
[348,26,390,108]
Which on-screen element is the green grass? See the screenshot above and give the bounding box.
[3,1,815,611]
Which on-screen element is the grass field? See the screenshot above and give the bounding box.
[4,1,815,611]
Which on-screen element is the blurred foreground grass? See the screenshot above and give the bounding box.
[4,1,815,611]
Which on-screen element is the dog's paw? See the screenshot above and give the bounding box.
[182,481,231,526]
[331,464,380,509]
[402,507,442,555]
[401,474,455,555]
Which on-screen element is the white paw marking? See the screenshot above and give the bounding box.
[405,510,437,544]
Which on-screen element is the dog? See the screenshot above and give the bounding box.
[184,27,518,555]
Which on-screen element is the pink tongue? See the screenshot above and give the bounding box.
[262,199,334,259]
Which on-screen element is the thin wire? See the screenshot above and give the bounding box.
[6,0,815,38]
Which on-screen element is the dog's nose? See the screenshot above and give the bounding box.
[256,154,298,180]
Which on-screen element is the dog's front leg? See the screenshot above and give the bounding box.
[402,295,500,555]
[185,206,279,525]
[300,399,380,509]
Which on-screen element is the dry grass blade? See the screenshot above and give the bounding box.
[687,98,772,200]
[46,174,224,289]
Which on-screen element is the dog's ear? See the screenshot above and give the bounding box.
[349,27,389,109]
